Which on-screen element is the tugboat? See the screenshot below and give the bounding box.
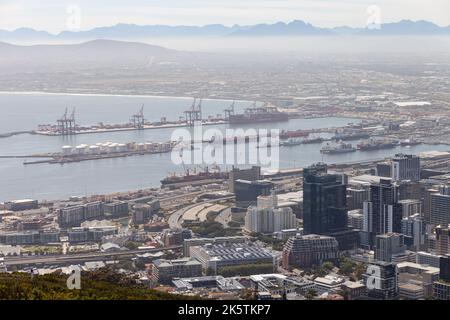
[320,141,356,154]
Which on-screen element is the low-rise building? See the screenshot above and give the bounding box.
[282,234,339,269]
[151,258,203,284]
[172,275,244,292]
[314,275,346,295]
[397,262,439,299]
[341,281,366,300]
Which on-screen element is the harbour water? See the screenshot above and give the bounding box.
[0,92,449,202]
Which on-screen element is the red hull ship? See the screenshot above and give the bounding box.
[280,129,309,139]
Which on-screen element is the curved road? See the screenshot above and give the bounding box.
[167,196,235,229]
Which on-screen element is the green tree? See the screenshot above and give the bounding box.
[305,288,317,300]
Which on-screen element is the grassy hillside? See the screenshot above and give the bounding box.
[0,268,195,300]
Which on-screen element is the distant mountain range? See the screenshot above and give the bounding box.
[0,39,186,72]
[1,20,449,41]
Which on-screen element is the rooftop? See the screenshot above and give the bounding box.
[193,242,274,262]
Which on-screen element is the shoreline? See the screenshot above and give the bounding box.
[0,90,254,103]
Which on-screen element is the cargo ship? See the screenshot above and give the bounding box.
[357,139,396,151]
[332,130,370,141]
[301,137,324,144]
[320,141,356,154]
[160,166,228,185]
[228,103,289,124]
[399,139,421,147]
[280,138,303,147]
[280,129,309,140]
[280,137,323,146]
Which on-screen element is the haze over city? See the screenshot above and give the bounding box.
[0,0,450,308]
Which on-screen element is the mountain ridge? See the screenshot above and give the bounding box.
[1,19,449,41]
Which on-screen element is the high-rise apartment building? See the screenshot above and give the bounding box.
[401,214,426,251]
[362,179,402,248]
[245,191,297,234]
[391,154,421,182]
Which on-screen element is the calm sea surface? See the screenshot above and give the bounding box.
[0,92,448,202]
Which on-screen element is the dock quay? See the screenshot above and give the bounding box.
[21,140,176,165]
[0,131,34,138]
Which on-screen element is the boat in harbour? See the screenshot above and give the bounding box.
[320,141,356,154]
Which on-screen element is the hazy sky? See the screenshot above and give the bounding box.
[1,0,449,33]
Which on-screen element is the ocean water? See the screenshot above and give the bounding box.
[0,92,448,202]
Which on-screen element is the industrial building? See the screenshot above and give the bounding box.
[189,242,275,275]
[183,236,247,257]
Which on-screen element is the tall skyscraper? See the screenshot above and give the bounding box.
[303,163,347,235]
[391,154,420,182]
[362,179,403,248]
[303,163,359,250]
[375,233,407,262]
